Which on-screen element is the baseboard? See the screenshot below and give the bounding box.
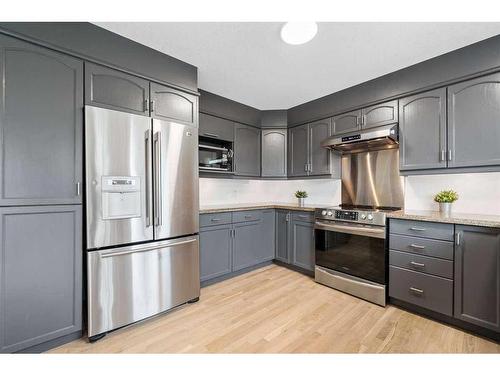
[16,331,83,353]
[201,260,274,287]
[272,259,314,277]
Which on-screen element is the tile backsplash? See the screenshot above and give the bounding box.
[404,172,500,215]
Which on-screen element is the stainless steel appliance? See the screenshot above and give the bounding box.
[85,106,200,341]
[199,137,233,173]
[315,124,403,306]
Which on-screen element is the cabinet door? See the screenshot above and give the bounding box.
[199,224,232,282]
[199,112,234,142]
[362,100,398,129]
[233,221,263,271]
[0,34,83,205]
[291,219,315,271]
[288,124,309,177]
[0,205,82,353]
[448,73,500,168]
[150,82,198,126]
[275,210,290,263]
[309,119,331,176]
[332,109,361,135]
[454,225,500,332]
[260,210,276,261]
[261,129,287,177]
[399,88,447,171]
[85,62,149,115]
[234,123,261,176]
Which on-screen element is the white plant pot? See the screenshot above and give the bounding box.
[297,197,306,207]
[439,202,453,216]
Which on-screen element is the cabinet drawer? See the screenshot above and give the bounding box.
[389,234,454,260]
[200,212,232,227]
[291,211,314,223]
[232,210,263,223]
[389,250,453,279]
[389,266,453,316]
[390,219,454,241]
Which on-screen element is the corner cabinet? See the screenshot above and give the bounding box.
[448,73,500,168]
[234,123,261,177]
[399,88,447,171]
[0,34,83,206]
[85,62,150,116]
[309,119,332,176]
[0,205,82,353]
[454,225,500,332]
[261,129,287,177]
[150,82,198,126]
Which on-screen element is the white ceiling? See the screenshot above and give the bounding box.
[96,22,500,110]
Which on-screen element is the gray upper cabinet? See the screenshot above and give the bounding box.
[234,123,260,177]
[332,110,361,135]
[309,119,331,176]
[288,124,309,177]
[0,34,83,206]
[362,100,398,129]
[150,82,198,126]
[199,113,234,141]
[0,205,82,353]
[290,215,314,271]
[261,110,287,128]
[85,62,149,115]
[448,73,500,168]
[454,225,500,332]
[261,129,287,177]
[275,210,290,263]
[399,88,447,171]
[199,224,232,282]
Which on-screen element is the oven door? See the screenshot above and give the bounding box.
[314,220,386,285]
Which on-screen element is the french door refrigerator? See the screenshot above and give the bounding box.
[85,106,199,340]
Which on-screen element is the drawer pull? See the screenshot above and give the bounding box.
[298,215,308,219]
[409,244,426,249]
[410,227,426,232]
[409,287,424,295]
[244,215,252,219]
[409,261,425,268]
[211,218,221,222]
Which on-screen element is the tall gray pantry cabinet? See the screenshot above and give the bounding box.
[0,34,83,352]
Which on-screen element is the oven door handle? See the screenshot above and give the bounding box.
[314,221,386,239]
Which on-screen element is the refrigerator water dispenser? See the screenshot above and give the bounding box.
[101,176,141,220]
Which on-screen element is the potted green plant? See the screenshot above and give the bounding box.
[434,190,459,215]
[295,190,308,207]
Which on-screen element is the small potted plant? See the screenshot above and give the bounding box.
[434,190,459,215]
[295,190,308,207]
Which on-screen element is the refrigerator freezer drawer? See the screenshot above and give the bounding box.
[87,235,200,338]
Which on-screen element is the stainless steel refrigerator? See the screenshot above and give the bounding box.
[85,106,200,340]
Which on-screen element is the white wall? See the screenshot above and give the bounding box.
[199,178,341,206]
[404,172,500,215]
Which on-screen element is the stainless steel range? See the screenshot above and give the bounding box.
[315,124,404,306]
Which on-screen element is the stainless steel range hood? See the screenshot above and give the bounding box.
[321,124,399,154]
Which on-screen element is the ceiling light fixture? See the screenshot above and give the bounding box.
[280,22,318,45]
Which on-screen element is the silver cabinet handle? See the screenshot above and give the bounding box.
[410,261,425,268]
[244,215,253,219]
[143,99,149,113]
[76,182,81,196]
[211,218,221,222]
[410,227,426,232]
[441,150,446,162]
[409,243,426,249]
[203,132,220,138]
[448,149,453,161]
[286,213,290,222]
[145,130,152,227]
[150,100,155,113]
[304,163,308,172]
[101,238,197,258]
[153,131,162,226]
[409,287,424,295]
[298,215,309,219]
[456,232,461,246]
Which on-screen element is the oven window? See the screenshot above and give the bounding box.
[315,229,386,284]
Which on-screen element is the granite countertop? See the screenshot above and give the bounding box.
[199,202,328,214]
[387,209,500,228]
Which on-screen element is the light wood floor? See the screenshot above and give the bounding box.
[50,264,499,353]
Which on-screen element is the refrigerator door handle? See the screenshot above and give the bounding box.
[145,130,152,227]
[153,131,162,226]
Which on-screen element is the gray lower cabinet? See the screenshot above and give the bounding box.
[290,216,315,271]
[199,112,234,141]
[233,220,264,271]
[261,210,276,261]
[234,123,260,176]
[85,62,149,115]
[0,33,83,206]
[275,210,290,263]
[288,124,309,177]
[261,129,287,177]
[399,88,447,171]
[332,109,361,135]
[309,119,331,176]
[454,225,500,332]
[0,205,82,353]
[199,224,232,282]
[150,82,198,126]
[361,100,398,129]
[448,72,500,168]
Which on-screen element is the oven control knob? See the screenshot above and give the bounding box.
[321,210,327,216]
[367,214,374,221]
[327,210,333,216]
[360,214,366,220]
